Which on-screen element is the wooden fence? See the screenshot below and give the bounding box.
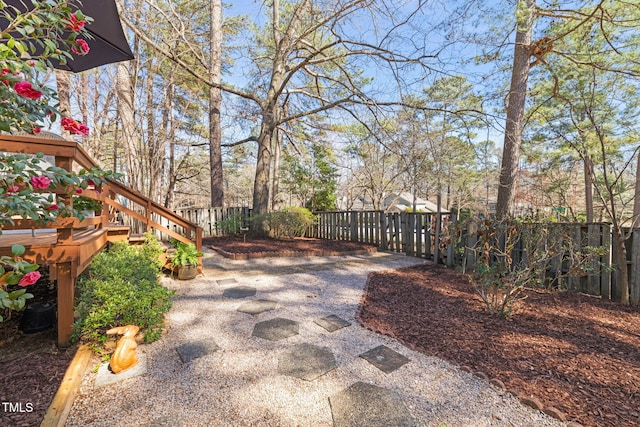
[166,207,251,237]
[310,211,456,265]
[176,207,630,302]
[311,211,627,302]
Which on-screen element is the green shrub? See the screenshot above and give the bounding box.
[252,207,315,238]
[72,234,172,346]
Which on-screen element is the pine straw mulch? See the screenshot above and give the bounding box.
[357,263,640,427]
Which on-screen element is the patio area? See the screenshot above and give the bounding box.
[60,250,563,427]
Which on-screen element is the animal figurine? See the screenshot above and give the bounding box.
[106,325,140,374]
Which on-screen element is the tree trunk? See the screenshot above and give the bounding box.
[630,148,640,304]
[116,61,140,191]
[612,226,630,304]
[253,121,275,215]
[495,0,535,220]
[163,78,176,209]
[271,129,281,211]
[209,0,224,207]
[584,154,594,222]
[146,64,156,199]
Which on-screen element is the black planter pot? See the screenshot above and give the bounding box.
[19,302,57,333]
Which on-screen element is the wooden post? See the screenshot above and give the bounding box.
[601,223,612,300]
[587,223,600,295]
[56,261,75,346]
[446,213,456,267]
[380,212,388,250]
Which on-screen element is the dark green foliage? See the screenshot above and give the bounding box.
[72,235,172,346]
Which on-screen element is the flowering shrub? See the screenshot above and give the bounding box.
[0,244,40,322]
[0,0,93,133]
[61,117,90,135]
[0,152,117,227]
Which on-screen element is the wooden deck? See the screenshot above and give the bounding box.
[1,224,129,345]
[1,133,203,347]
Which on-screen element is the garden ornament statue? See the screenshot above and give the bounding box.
[106,325,140,374]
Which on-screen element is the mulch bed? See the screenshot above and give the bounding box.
[204,236,377,259]
[0,319,76,426]
[358,263,640,427]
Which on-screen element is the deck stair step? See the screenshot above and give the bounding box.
[128,233,146,244]
[105,223,131,242]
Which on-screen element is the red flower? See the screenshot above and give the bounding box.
[31,127,41,134]
[6,185,19,194]
[61,117,90,135]
[45,204,59,211]
[75,188,83,194]
[14,81,43,100]
[18,271,41,287]
[71,39,90,55]
[1,68,10,85]
[30,175,51,190]
[65,13,86,31]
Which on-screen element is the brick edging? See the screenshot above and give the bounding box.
[210,246,376,260]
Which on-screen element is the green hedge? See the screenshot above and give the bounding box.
[252,207,315,238]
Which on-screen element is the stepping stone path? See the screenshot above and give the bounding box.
[222,285,256,299]
[237,299,278,315]
[329,381,416,427]
[314,314,351,332]
[252,317,299,341]
[176,340,220,363]
[359,345,410,373]
[202,276,413,422]
[278,343,337,381]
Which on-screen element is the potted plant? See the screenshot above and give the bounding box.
[169,241,202,280]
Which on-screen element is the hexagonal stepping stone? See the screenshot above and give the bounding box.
[278,343,337,381]
[329,382,415,427]
[176,340,220,363]
[216,278,237,285]
[222,285,256,299]
[359,345,410,373]
[252,317,299,341]
[237,299,278,315]
[314,314,351,332]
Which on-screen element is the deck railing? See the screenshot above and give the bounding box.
[0,133,202,344]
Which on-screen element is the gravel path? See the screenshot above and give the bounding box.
[65,251,565,427]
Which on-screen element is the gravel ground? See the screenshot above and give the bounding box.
[65,251,565,427]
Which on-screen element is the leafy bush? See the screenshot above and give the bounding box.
[72,234,172,346]
[252,207,315,238]
[170,241,203,268]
